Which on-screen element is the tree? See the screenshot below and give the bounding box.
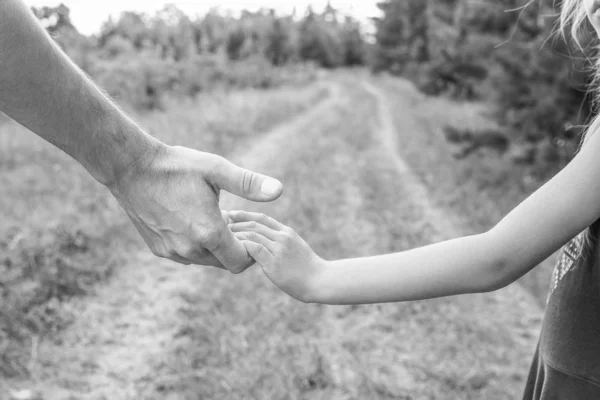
[226,27,247,60]
[340,17,365,66]
[372,0,409,73]
[31,3,74,34]
[298,6,343,68]
[265,17,291,65]
[407,1,429,62]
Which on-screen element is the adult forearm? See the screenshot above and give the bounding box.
[315,233,506,305]
[0,0,161,186]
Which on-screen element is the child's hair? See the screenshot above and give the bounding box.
[558,0,600,252]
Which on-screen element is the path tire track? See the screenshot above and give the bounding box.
[362,81,459,241]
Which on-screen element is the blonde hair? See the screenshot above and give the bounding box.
[558,0,600,251]
[559,0,589,46]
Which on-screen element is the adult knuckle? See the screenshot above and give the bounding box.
[197,226,223,250]
[242,169,254,194]
[207,155,226,181]
[179,244,197,259]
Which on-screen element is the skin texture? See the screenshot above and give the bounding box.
[0,0,283,273]
[230,5,600,303]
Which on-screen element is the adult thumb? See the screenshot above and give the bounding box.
[211,158,283,202]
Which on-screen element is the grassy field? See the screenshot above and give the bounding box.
[1,71,547,399]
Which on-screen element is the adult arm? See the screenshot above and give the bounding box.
[0,0,283,272]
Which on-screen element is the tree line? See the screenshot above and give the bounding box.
[371,0,594,169]
[33,1,591,171]
[34,3,366,68]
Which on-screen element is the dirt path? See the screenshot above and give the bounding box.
[219,81,343,210]
[361,81,459,240]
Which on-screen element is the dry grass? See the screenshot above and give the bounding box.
[0,119,129,378]
[140,83,329,156]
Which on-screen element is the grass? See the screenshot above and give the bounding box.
[140,82,329,156]
[0,118,128,378]
[0,79,324,381]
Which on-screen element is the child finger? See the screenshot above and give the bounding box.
[228,210,284,231]
[229,221,280,241]
[221,209,233,224]
[235,231,276,254]
[240,240,273,266]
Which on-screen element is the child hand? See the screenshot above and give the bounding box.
[228,210,327,303]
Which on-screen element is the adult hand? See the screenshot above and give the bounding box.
[0,1,282,273]
[108,144,283,273]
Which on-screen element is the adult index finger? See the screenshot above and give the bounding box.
[208,221,255,274]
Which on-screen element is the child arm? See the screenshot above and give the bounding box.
[229,129,600,304]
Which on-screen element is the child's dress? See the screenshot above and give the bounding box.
[523,222,600,398]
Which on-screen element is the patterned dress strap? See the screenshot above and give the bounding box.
[548,232,585,303]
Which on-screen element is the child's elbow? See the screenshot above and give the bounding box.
[485,262,528,293]
[478,234,517,293]
[475,271,508,293]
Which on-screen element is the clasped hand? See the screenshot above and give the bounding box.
[108,144,283,274]
[227,210,327,303]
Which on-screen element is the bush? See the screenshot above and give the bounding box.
[89,53,317,111]
[91,53,179,110]
[417,51,488,100]
[372,0,594,169]
[0,226,115,377]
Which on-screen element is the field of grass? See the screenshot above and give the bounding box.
[2,71,546,399]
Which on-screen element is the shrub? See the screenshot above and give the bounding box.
[0,226,115,377]
[91,53,179,110]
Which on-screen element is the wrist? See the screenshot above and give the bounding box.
[304,257,335,304]
[87,108,164,188]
